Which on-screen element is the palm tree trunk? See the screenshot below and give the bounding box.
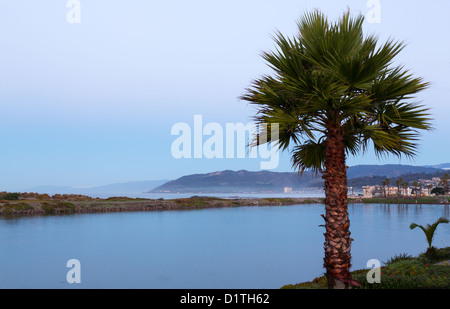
[322,125,354,289]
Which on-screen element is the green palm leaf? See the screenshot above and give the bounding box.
[241,9,432,289]
[410,217,449,248]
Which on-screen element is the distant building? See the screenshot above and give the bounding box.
[386,186,399,196]
[362,185,383,198]
[363,185,411,198]
[284,187,293,193]
[401,187,413,197]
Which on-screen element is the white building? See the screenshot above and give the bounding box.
[362,186,383,198]
[363,185,412,198]
[284,187,293,193]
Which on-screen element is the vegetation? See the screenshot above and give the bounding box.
[441,173,449,195]
[384,178,391,198]
[0,192,21,200]
[395,178,403,198]
[41,202,76,214]
[0,191,94,201]
[173,197,208,208]
[262,198,295,203]
[0,202,34,215]
[241,10,432,288]
[282,247,450,289]
[383,253,413,265]
[410,217,449,259]
[431,187,445,195]
[104,196,148,201]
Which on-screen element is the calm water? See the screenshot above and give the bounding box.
[0,203,449,289]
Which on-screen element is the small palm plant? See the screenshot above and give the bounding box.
[409,217,449,258]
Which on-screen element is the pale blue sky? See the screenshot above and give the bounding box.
[0,0,449,190]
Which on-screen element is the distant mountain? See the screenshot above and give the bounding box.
[349,171,448,189]
[151,164,446,193]
[347,164,441,179]
[24,163,450,196]
[423,163,450,170]
[150,170,322,193]
[27,180,169,198]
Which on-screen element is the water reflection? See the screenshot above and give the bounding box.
[0,203,449,289]
[380,203,391,215]
[375,203,428,217]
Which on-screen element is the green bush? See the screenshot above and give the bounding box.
[383,253,413,265]
[0,202,33,214]
[12,202,33,211]
[283,247,450,289]
[352,259,450,289]
[1,192,21,200]
[41,202,76,214]
[418,247,450,264]
[36,194,51,200]
[1,204,13,215]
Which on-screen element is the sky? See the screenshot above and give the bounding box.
[0,0,449,191]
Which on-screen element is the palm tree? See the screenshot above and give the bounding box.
[381,180,387,198]
[413,181,420,197]
[241,10,432,289]
[427,184,432,196]
[440,173,449,195]
[410,217,449,258]
[396,177,403,198]
[385,178,391,198]
[402,182,409,197]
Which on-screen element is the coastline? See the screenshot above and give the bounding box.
[1,194,448,217]
[0,196,325,217]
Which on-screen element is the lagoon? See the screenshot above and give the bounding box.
[0,203,449,289]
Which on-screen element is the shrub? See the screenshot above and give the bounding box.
[12,202,33,211]
[384,253,413,265]
[284,247,450,289]
[36,194,51,200]
[41,202,76,214]
[431,187,445,195]
[1,192,21,200]
[410,217,449,259]
[352,258,450,289]
[2,207,13,215]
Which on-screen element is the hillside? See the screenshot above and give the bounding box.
[346,164,440,178]
[150,170,323,193]
[349,171,448,188]
[151,164,448,193]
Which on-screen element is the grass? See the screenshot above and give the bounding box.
[172,197,227,208]
[262,198,295,203]
[41,202,76,214]
[0,202,34,215]
[282,247,450,289]
[0,192,21,201]
[104,196,149,201]
[0,195,325,216]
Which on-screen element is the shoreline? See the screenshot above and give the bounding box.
[1,195,448,217]
[0,196,324,217]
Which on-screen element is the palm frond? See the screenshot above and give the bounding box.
[240,9,432,173]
